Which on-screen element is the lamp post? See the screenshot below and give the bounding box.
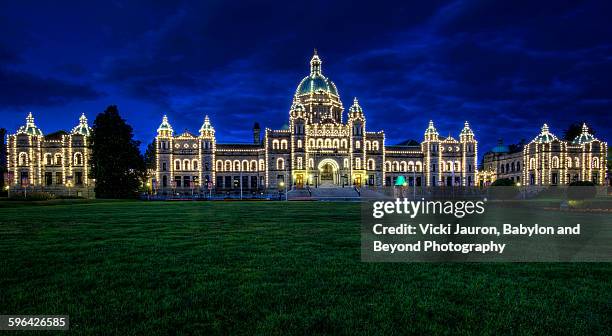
[278,180,285,201]
[66,180,73,198]
[146,182,151,200]
[4,185,9,199]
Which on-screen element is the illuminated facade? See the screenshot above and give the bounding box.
[153,51,479,194]
[6,113,94,197]
[480,123,607,186]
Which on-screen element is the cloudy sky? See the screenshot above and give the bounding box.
[1,0,611,154]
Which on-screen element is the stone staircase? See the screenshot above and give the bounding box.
[287,186,388,201]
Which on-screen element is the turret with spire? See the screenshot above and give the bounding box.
[424,120,439,142]
[157,115,173,137]
[310,48,321,75]
[572,123,596,144]
[72,113,92,136]
[199,115,215,139]
[460,121,474,142]
[17,112,44,136]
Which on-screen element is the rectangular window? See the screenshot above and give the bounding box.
[75,172,83,185]
[45,172,53,186]
[55,172,63,185]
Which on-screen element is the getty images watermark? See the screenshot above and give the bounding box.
[361,190,612,262]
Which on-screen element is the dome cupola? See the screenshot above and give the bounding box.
[157,115,174,137]
[71,113,92,136]
[572,123,595,145]
[295,50,339,96]
[17,112,43,136]
[199,115,215,138]
[533,123,557,143]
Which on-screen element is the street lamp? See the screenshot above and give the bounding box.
[66,180,73,197]
[146,182,151,200]
[278,180,285,201]
[4,185,9,198]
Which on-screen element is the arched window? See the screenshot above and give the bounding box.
[341,139,348,148]
[511,162,515,172]
[272,140,280,149]
[242,160,249,171]
[259,159,265,171]
[332,139,339,148]
[276,158,285,170]
[175,160,181,170]
[593,157,599,169]
[408,161,414,171]
[575,157,580,168]
[455,161,460,172]
[400,161,406,172]
[74,153,83,166]
[505,163,510,172]
[566,157,572,168]
[225,160,232,171]
[44,153,52,165]
[280,140,288,150]
[530,158,535,170]
[183,159,190,171]
[367,159,375,170]
[324,139,332,148]
[317,139,323,148]
[517,161,520,171]
[216,160,223,171]
[416,162,422,172]
[308,158,314,169]
[234,160,240,171]
[193,160,198,170]
[18,152,28,166]
[385,161,391,172]
[343,158,349,168]
[447,162,452,172]
[355,141,361,149]
[365,141,371,150]
[373,141,379,151]
[392,161,399,172]
[308,139,315,148]
[552,156,559,169]
[250,160,257,171]
[297,139,303,148]
[355,158,361,169]
[54,153,62,165]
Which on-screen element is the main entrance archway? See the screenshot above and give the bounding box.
[317,158,340,187]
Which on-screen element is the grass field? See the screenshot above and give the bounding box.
[0,201,610,335]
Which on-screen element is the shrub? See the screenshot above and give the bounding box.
[9,192,55,201]
[488,178,519,199]
[567,181,596,200]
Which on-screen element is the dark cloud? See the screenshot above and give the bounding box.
[0,68,102,108]
[0,0,610,155]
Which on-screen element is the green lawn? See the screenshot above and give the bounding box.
[0,201,610,335]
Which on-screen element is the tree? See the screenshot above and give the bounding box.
[144,140,156,171]
[563,122,595,142]
[90,105,145,198]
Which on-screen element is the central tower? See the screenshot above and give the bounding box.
[293,50,344,124]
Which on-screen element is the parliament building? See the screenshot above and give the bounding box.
[152,51,478,194]
[5,52,607,197]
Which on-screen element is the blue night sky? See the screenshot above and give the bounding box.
[1,0,611,154]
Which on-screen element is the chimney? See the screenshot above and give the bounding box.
[253,122,261,145]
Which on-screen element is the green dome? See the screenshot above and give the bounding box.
[71,113,91,136]
[533,124,557,143]
[572,123,595,144]
[296,74,338,96]
[17,112,43,136]
[295,50,339,96]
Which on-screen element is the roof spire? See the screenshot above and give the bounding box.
[310,49,322,75]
